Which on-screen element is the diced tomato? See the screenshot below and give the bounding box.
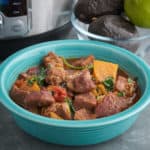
[53,86,67,102]
[27,67,39,75]
[15,79,25,87]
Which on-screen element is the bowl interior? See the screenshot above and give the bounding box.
[0,40,150,127]
[4,41,146,93]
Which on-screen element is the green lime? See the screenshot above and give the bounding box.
[124,0,150,28]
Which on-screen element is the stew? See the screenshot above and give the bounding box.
[10,52,140,120]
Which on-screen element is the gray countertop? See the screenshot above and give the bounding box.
[0,28,150,150]
[0,105,150,150]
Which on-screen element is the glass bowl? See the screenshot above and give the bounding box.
[71,14,150,63]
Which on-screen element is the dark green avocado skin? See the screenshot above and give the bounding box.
[74,0,124,23]
[88,15,137,40]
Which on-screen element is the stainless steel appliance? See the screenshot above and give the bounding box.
[0,0,73,39]
[0,0,73,59]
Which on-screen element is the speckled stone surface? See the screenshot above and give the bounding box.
[0,28,150,150]
[0,104,150,150]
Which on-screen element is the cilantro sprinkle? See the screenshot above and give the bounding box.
[117,91,125,97]
[103,77,114,91]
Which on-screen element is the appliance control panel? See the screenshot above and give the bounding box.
[0,0,31,39]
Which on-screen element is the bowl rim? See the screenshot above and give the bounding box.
[71,14,150,42]
[0,40,150,128]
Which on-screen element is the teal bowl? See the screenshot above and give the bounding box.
[0,40,150,146]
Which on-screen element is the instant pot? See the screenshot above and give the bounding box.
[0,0,73,59]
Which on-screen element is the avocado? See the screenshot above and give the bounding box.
[74,0,124,23]
[88,15,137,40]
[88,15,139,52]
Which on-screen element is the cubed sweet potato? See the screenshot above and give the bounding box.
[50,112,63,120]
[93,60,119,82]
